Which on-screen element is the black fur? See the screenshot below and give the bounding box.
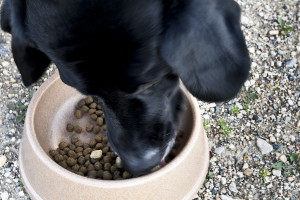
[1,0,250,175]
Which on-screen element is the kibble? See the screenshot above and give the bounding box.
[59,142,68,150]
[77,100,86,108]
[49,97,186,181]
[75,147,83,153]
[104,163,111,171]
[67,157,77,167]
[103,171,112,180]
[88,109,96,115]
[74,125,82,133]
[80,105,89,113]
[89,103,97,109]
[95,135,102,143]
[74,110,82,119]
[66,123,74,132]
[77,156,85,165]
[97,117,103,126]
[89,139,97,148]
[85,97,94,104]
[93,125,101,134]
[71,136,79,144]
[86,124,94,132]
[90,114,98,121]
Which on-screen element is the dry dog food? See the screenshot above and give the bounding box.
[49,97,184,180]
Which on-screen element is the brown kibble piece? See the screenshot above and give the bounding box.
[93,125,101,134]
[102,136,108,143]
[87,170,97,178]
[90,158,98,164]
[83,143,90,149]
[89,139,97,148]
[102,146,109,154]
[89,103,97,109]
[86,124,94,133]
[77,152,83,157]
[85,154,91,161]
[74,125,82,133]
[79,166,87,174]
[75,147,83,153]
[59,160,68,169]
[88,109,96,115]
[66,123,74,132]
[110,152,117,159]
[66,157,77,167]
[77,99,86,108]
[90,114,98,121]
[83,148,92,156]
[72,164,80,172]
[95,135,102,143]
[95,110,103,116]
[102,125,107,132]
[87,164,95,171]
[103,171,112,180]
[71,136,79,144]
[49,150,58,157]
[75,141,83,147]
[85,97,93,104]
[80,105,89,113]
[104,163,111,171]
[122,171,132,179]
[85,160,91,167]
[95,143,103,150]
[103,155,111,163]
[59,142,68,150]
[97,170,104,179]
[74,110,82,119]
[63,147,70,154]
[68,150,77,159]
[96,104,102,110]
[94,162,102,170]
[97,117,104,126]
[69,144,76,151]
[110,165,117,173]
[76,171,84,176]
[63,155,68,160]
[77,156,85,165]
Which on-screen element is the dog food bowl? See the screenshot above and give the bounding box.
[19,72,209,200]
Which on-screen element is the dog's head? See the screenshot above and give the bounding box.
[1,0,250,175]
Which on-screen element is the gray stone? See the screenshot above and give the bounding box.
[285,58,297,68]
[256,138,273,154]
[229,182,238,193]
[214,146,225,155]
[221,195,233,200]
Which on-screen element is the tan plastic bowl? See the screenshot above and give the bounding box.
[19,73,209,200]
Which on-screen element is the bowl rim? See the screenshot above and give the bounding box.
[24,72,203,188]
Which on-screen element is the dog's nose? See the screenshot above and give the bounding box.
[120,150,162,176]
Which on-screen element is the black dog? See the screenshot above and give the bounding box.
[1,0,250,175]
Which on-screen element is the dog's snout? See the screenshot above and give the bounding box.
[119,149,162,176]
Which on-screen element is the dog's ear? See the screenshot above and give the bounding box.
[1,0,12,33]
[161,0,250,102]
[11,36,51,86]
[2,0,51,86]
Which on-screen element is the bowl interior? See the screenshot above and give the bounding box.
[31,76,194,178]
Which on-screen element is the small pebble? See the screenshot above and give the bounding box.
[90,150,102,159]
[0,155,7,167]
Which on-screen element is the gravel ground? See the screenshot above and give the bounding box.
[0,0,299,199]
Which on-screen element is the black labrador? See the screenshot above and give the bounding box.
[1,0,250,175]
